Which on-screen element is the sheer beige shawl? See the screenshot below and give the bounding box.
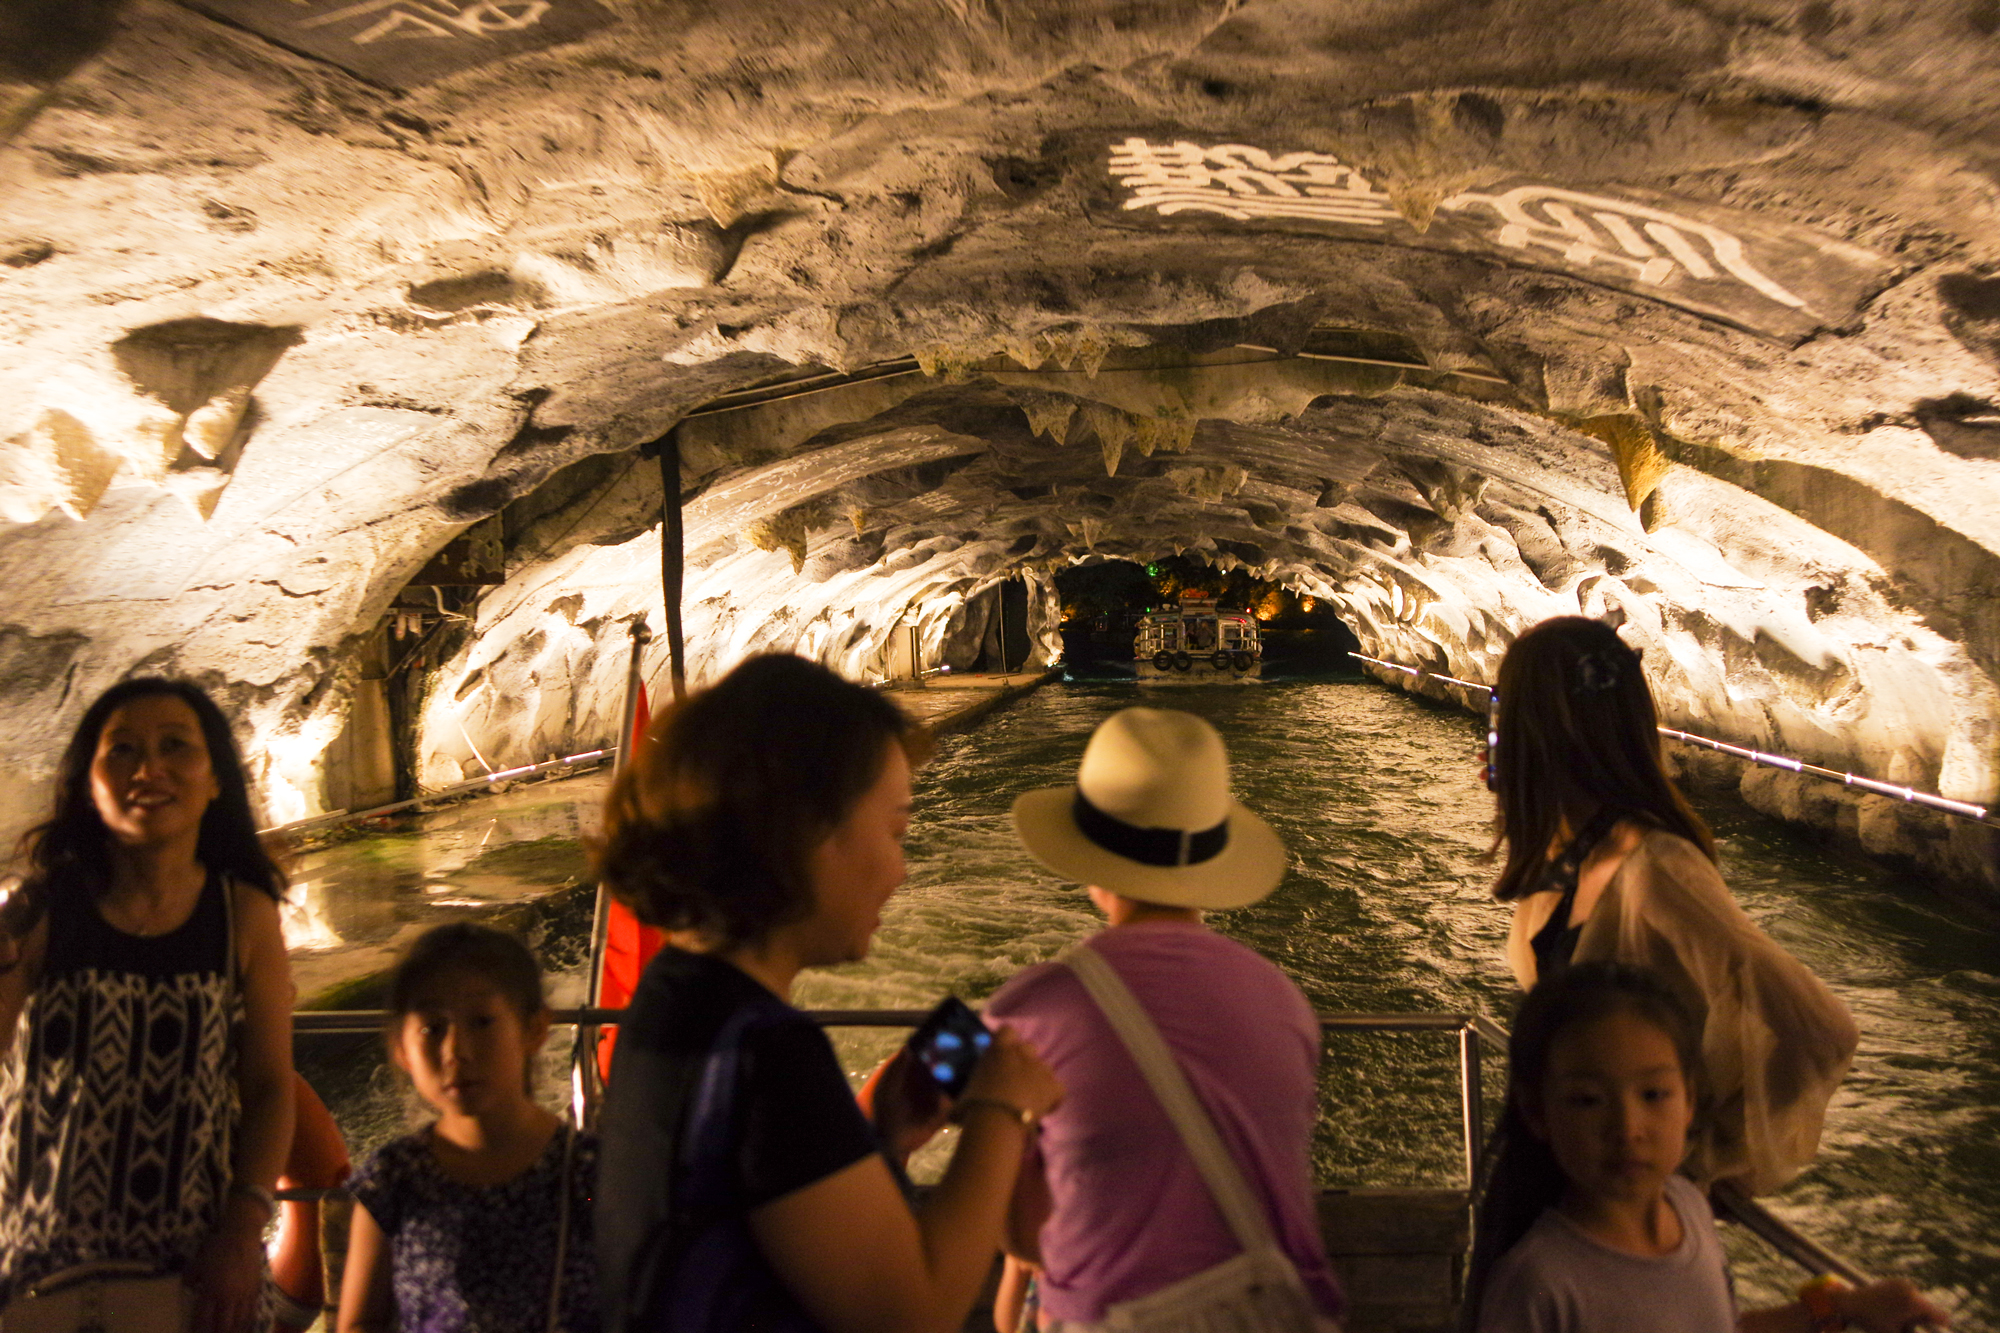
[1571,831,1857,1195]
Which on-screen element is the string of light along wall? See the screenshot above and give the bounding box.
[1349,653,1999,829]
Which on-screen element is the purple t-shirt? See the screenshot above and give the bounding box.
[984,923,1344,1324]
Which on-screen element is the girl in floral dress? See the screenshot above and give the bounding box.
[337,924,596,1333]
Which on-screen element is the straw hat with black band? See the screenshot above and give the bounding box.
[1011,707,1288,910]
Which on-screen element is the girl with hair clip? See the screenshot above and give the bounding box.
[1468,961,1945,1333]
[1487,617,1858,1197]
[0,679,296,1333]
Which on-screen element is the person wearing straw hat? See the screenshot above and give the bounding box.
[985,707,1344,1332]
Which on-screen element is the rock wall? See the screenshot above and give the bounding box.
[0,0,1997,891]
[404,356,2000,888]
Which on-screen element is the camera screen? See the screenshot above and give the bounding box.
[909,998,993,1098]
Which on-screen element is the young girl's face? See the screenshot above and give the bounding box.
[392,970,549,1120]
[1528,1007,1694,1208]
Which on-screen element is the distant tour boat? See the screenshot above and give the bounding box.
[1134,593,1262,682]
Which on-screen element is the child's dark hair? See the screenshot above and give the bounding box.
[1463,962,1703,1331]
[386,922,547,1027]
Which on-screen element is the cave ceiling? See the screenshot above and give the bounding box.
[2,0,1999,885]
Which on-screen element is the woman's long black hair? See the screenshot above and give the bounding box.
[1463,962,1704,1331]
[1490,616,1713,901]
[13,678,286,915]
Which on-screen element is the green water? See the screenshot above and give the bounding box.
[298,677,2000,1326]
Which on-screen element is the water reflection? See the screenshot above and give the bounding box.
[283,776,606,1006]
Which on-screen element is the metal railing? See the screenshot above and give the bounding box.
[1710,1182,1868,1286]
[293,1004,1496,1189]
[1310,1010,1499,1191]
[289,1001,1869,1286]
[260,748,618,839]
[1351,652,1999,829]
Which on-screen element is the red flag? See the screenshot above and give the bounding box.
[597,683,663,1082]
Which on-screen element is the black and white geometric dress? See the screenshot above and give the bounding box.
[0,874,241,1304]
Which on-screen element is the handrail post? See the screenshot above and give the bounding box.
[1459,1022,1483,1193]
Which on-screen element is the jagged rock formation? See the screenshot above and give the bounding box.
[2,0,1998,889]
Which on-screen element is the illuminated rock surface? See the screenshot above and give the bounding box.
[2,0,1998,888]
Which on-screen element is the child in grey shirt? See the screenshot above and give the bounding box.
[1468,963,1944,1333]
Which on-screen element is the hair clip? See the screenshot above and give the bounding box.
[1574,650,1622,694]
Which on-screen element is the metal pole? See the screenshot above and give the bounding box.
[614,619,651,783]
[576,618,651,1124]
[658,427,687,702]
[1459,1023,1484,1193]
[1710,1182,1871,1284]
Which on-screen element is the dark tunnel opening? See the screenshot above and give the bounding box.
[1054,555,1363,677]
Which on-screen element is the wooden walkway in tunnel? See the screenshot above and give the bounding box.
[883,669,1058,735]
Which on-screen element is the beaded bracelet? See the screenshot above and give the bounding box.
[952,1097,1037,1129]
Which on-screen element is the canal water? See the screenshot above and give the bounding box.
[295,676,2000,1327]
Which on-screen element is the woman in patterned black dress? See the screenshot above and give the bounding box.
[0,679,296,1333]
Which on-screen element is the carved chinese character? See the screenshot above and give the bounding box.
[1104,138,1825,315]
[441,0,549,34]
[296,0,549,42]
[1109,137,1401,226]
[1439,185,1807,308]
[186,0,612,84]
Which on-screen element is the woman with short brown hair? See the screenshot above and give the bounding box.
[593,654,1061,1333]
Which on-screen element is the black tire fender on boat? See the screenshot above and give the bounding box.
[1211,649,1233,670]
[1233,651,1254,671]
[1152,650,1174,671]
[1172,651,1192,671]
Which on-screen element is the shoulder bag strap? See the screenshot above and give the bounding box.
[546,1123,577,1333]
[679,1003,775,1209]
[631,999,803,1333]
[1058,944,1277,1254]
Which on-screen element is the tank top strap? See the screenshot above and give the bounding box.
[44,871,232,982]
